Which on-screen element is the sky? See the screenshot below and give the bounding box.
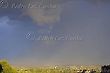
[0,0,110,66]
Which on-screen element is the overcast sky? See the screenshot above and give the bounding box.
[0,0,110,66]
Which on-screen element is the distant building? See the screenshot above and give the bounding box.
[101,65,110,73]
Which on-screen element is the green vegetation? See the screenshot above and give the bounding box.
[0,60,17,73]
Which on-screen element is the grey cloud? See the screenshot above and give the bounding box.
[85,0,110,5]
[0,0,73,26]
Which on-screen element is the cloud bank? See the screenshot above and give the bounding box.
[26,7,61,26]
[21,0,63,26]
